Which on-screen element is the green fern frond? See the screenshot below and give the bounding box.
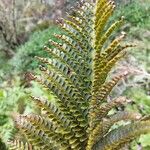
[8,0,150,150]
[92,121,150,150]
[22,114,72,149]
[7,139,34,150]
[87,111,142,150]
[30,96,86,145]
[96,72,129,102]
[12,113,57,149]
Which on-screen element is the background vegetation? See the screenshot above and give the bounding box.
[0,0,149,149]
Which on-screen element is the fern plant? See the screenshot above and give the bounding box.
[8,0,150,150]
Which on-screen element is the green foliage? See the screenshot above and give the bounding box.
[124,88,150,149]
[126,88,150,114]
[0,138,7,150]
[0,53,12,80]
[0,77,28,142]
[128,29,150,73]
[11,26,62,73]
[113,0,150,28]
[7,0,150,150]
[139,134,150,149]
[0,77,49,143]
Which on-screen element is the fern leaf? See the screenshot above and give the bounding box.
[12,114,57,149]
[30,96,86,144]
[7,139,34,150]
[8,0,150,150]
[87,111,141,150]
[96,16,124,51]
[92,121,150,150]
[22,114,71,149]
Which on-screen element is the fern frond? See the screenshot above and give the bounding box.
[90,96,128,129]
[95,1,115,37]
[96,72,129,102]
[87,111,141,150]
[47,39,91,71]
[90,71,129,107]
[34,75,87,125]
[32,97,86,148]
[92,121,150,150]
[96,16,124,51]
[92,34,126,94]
[7,139,34,150]
[39,65,88,107]
[89,71,130,128]
[12,114,57,149]
[58,21,92,55]
[22,114,71,149]
[8,0,150,150]
[66,14,92,36]
[96,97,127,119]
[53,33,90,63]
